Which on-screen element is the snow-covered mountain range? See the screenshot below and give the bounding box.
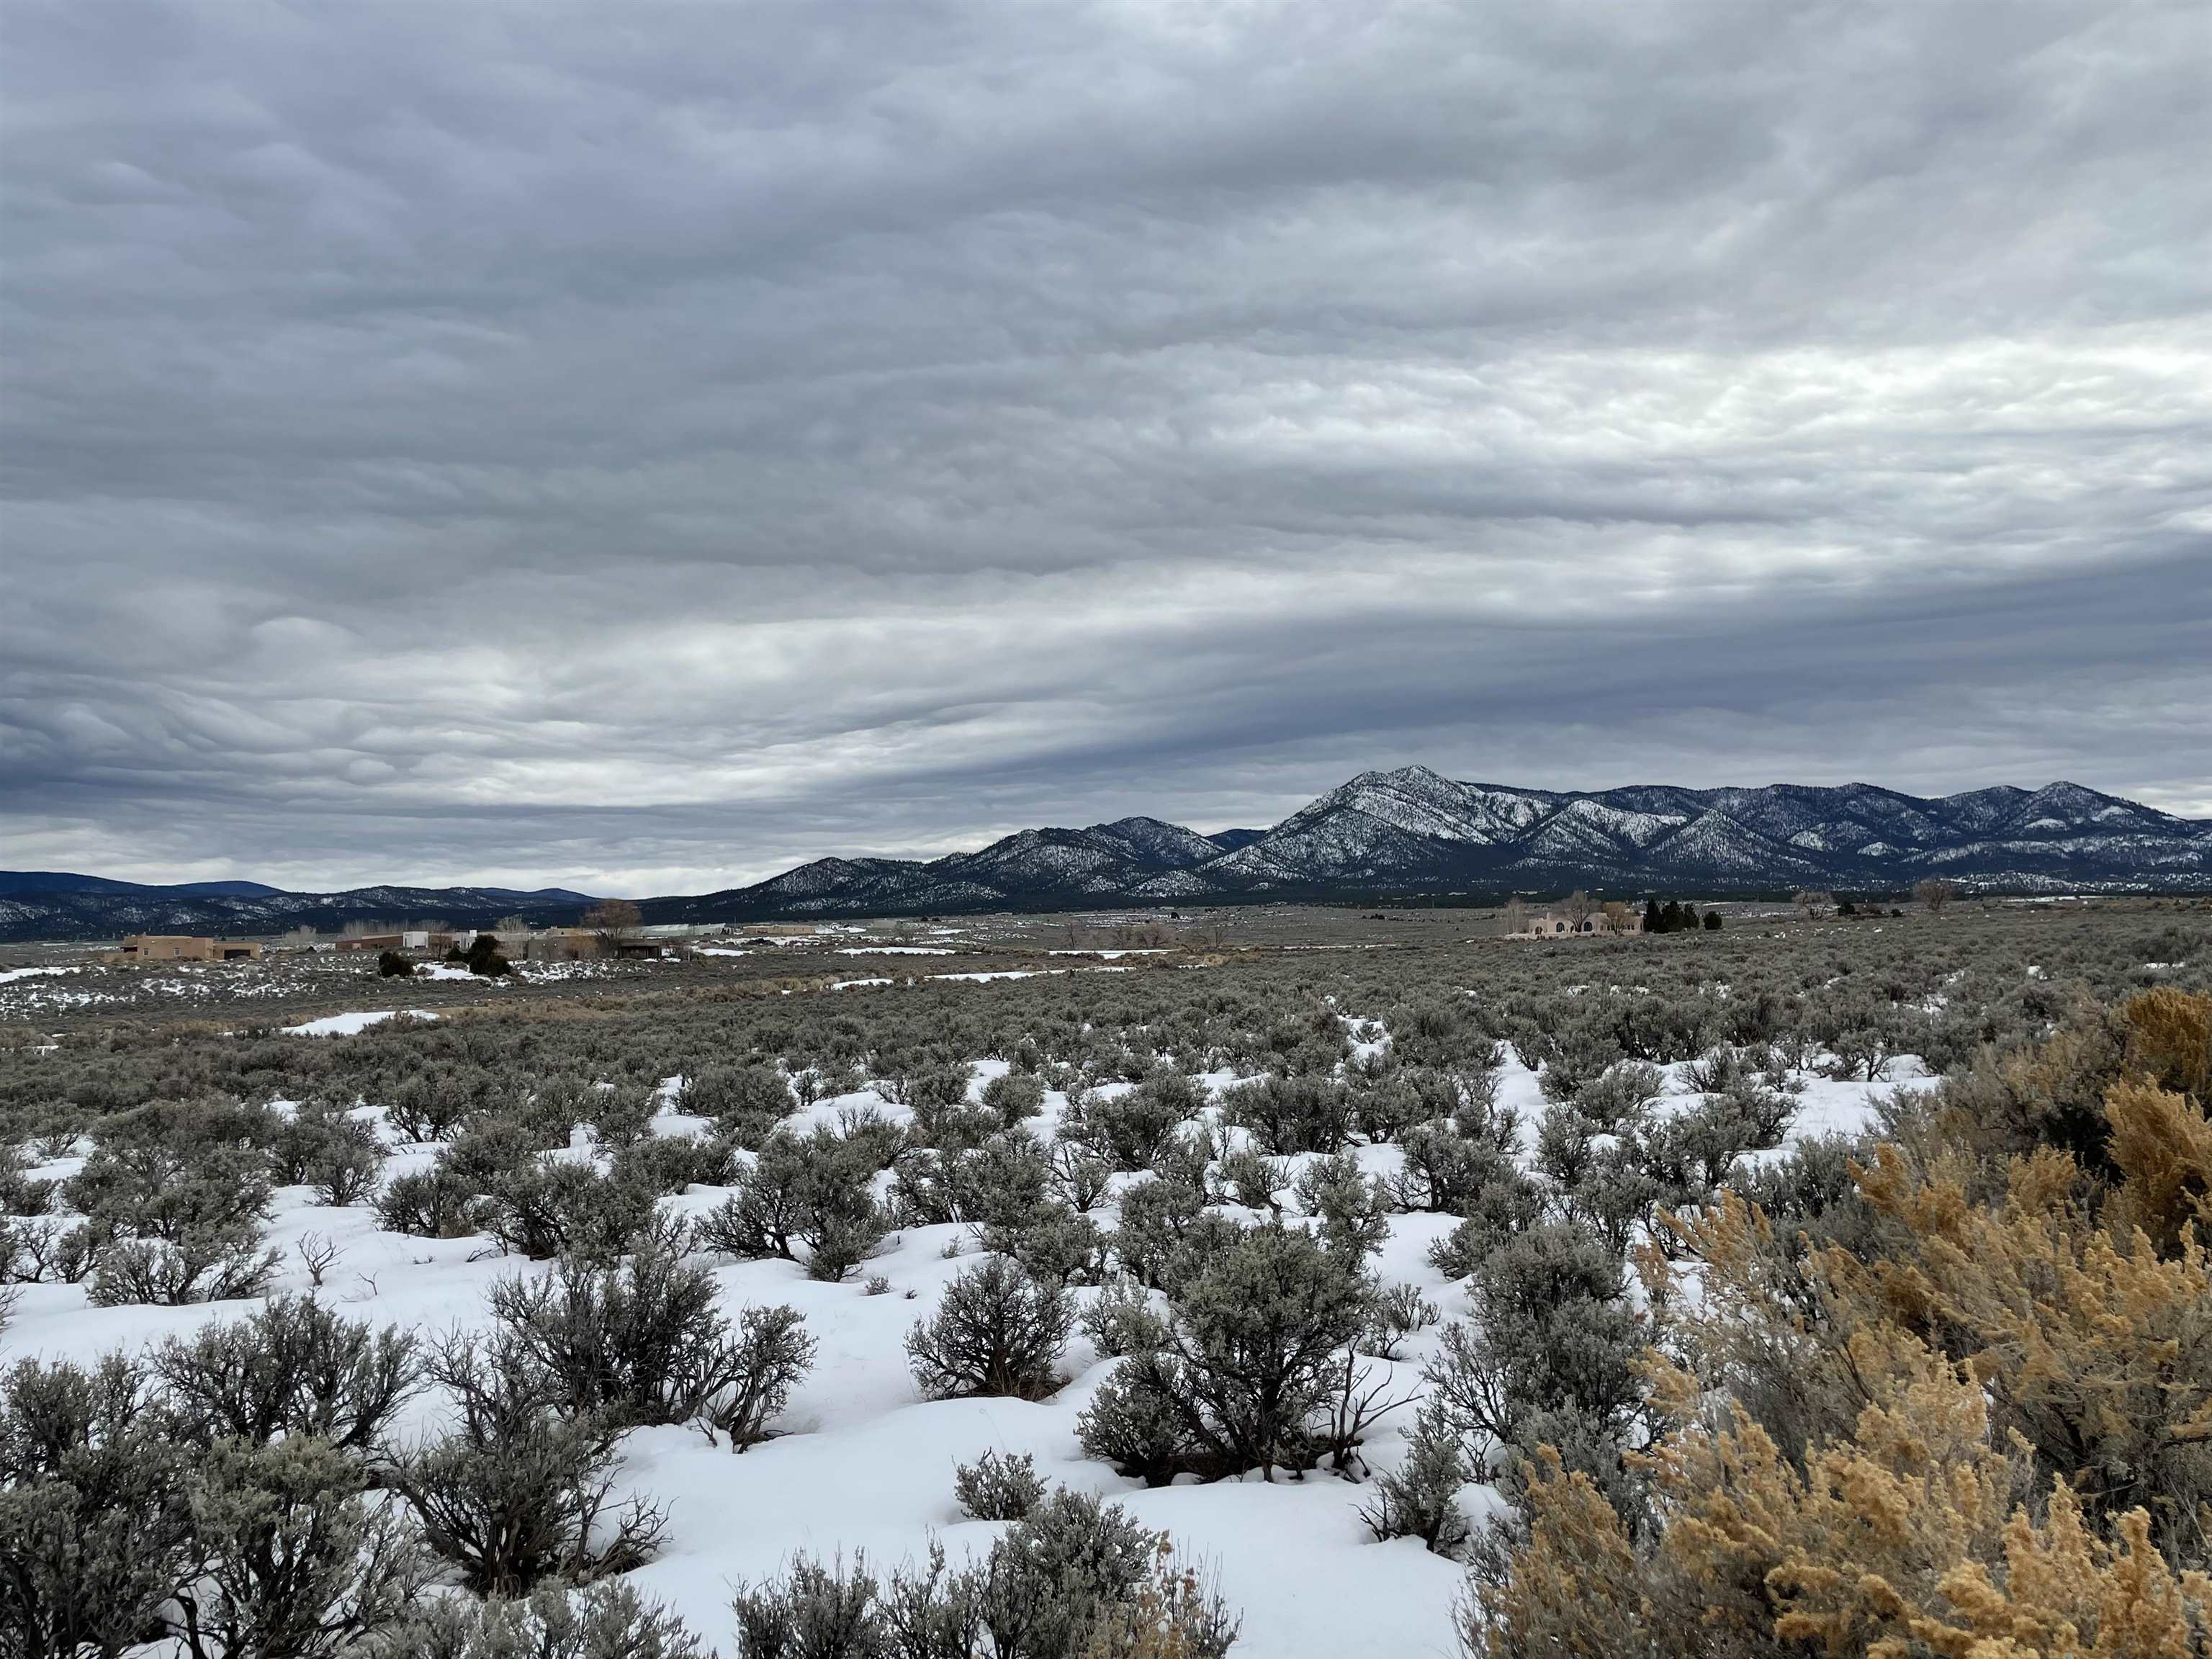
[642,767,2212,921]
[8,769,2204,940]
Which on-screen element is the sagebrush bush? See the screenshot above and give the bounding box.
[67,1099,274,1250]
[1572,1060,1665,1131]
[172,1434,431,1658]
[89,1233,280,1307]
[1080,1221,1377,1483]
[729,1488,1236,1659]
[485,1215,813,1444]
[981,1068,1046,1125]
[1219,1073,1352,1156]
[696,1124,888,1282]
[382,1579,709,1659]
[1207,1145,1285,1212]
[1360,1280,1440,1359]
[680,1063,799,1148]
[1293,1151,1391,1258]
[1389,1122,1517,1215]
[1359,1398,1473,1557]
[1425,1221,1649,1522]
[385,1068,490,1142]
[1078,1068,1200,1169]
[480,1159,656,1264]
[269,1097,387,1205]
[704,1302,817,1451]
[441,1115,547,1192]
[0,1354,194,1655]
[1049,1138,1115,1212]
[389,1331,666,1596]
[1081,1274,1170,1359]
[0,1212,96,1283]
[953,1447,1047,1520]
[615,1130,739,1195]
[1107,1175,1205,1291]
[586,1081,660,1148]
[906,1254,1071,1401]
[892,1130,1053,1230]
[984,1488,1190,1659]
[374,1165,480,1238]
[155,1293,423,1455]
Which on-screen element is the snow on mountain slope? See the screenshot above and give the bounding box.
[618,771,2209,922]
[1085,817,1227,869]
[1274,765,1560,848]
[1516,797,1689,860]
[1939,785,2033,833]
[31,765,2208,946]
[29,770,2193,940]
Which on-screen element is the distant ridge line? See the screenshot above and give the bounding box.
[632,767,2211,923]
[6,768,2205,940]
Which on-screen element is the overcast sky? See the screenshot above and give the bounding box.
[4,1,2207,895]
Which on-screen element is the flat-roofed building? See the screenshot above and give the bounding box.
[106,935,262,963]
[1503,907,1642,940]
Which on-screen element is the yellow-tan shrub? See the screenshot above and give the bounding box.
[2103,1077,2212,1253]
[1828,1141,2212,1562]
[1465,1340,2212,1659]
[2122,988,2212,1103]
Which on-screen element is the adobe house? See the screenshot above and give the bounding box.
[1504,907,1642,940]
[106,935,262,964]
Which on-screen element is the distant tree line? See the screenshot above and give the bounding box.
[1642,899,1722,934]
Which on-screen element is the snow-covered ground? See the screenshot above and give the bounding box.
[282,1009,440,1036]
[0,1017,1929,1657]
[0,964,76,984]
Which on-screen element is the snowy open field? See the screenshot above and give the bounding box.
[2,902,2200,1655]
[4,1051,1925,1655]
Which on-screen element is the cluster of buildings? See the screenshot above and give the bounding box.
[330,925,690,961]
[99,922,711,966]
[326,925,641,962]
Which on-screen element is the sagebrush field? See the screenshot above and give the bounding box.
[3,899,2208,1657]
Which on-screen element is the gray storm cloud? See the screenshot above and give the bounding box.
[2,0,2208,893]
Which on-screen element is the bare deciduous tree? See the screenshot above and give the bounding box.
[1913,878,1956,914]
[1563,890,1594,929]
[583,898,643,953]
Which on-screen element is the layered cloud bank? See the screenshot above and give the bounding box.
[4,1,2207,889]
